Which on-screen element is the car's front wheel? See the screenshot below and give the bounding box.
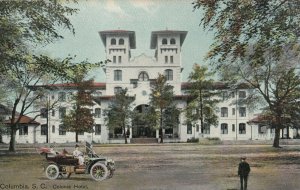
[45,164,59,180]
[90,162,108,181]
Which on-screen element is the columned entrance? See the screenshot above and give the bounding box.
[132,104,156,138]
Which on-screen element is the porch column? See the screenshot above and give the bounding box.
[156,129,159,138]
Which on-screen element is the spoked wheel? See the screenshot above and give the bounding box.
[90,162,108,181]
[45,164,59,180]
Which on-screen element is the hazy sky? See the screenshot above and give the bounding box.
[40,0,214,82]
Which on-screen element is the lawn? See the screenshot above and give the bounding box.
[0,144,300,190]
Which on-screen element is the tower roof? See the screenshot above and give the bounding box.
[99,30,136,49]
[150,30,188,49]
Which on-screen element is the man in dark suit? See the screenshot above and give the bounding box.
[238,157,251,190]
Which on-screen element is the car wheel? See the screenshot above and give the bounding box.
[45,164,59,180]
[90,162,108,181]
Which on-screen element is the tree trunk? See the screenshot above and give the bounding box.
[124,127,128,144]
[160,108,163,143]
[75,132,78,143]
[9,128,16,152]
[287,126,290,139]
[273,127,281,148]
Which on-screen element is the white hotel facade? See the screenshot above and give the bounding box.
[2,30,283,144]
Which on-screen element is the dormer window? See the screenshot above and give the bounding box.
[119,38,124,45]
[170,38,176,44]
[111,38,116,45]
[162,38,167,45]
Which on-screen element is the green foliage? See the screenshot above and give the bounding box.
[193,0,300,67]
[185,64,219,129]
[62,75,95,142]
[149,74,178,142]
[104,88,135,143]
[194,0,300,147]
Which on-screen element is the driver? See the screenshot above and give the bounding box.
[73,144,84,165]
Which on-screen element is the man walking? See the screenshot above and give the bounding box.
[238,157,251,190]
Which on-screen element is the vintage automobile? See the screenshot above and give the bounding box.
[38,144,115,181]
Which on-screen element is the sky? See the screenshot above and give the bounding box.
[40,0,214,82]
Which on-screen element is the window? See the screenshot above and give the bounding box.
[59,125,66,135]
[138,71,149,81]
[170,38,176,44]
[196,124,199,132]
[111,38,116,45]
[114,87,122,94]
[187,123,192,134]
[95,124,101,135]
[95,108,101,118]
[51,95,55,100]
[119,38,124,45]
[203,124,210,134]
[40,108,47,118]
[232,108,235,115]
[239,91,246,98]
[221,123,228,134]
[41,124,47,136]
[164,69,173,81]
[19,126,28,135]
[239,107,246,117]
[170,56,173,63]
[258,125,267,134]
[113,56,116,63]
[230,91,235,98]
[58,92,66,102]
[114,70,122,81]
[162,38,167,45]
[221,107,228,117]
[52,110,55,117]
[52,125,55,133]
[118,56,122,63]
[232,124,235,132]
[165,56,168,63]
[239,123,246,134]
[78,131,84,135]
[59,107,66,119]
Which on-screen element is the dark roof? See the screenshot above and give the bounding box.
[247,115,275,125]
[181,82,251,90]
[29,82,106,90]
[99,30,136,49]
[150,30,188,49]
[4,115,40,125]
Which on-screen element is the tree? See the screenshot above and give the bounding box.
[150,74,177,143]
[185,64,219,134]
[62,73,95,143]
[104,88,134,144]
[218,48,300,147]
[1,56,101,152]
[194,0,300,147]
[193,0,300,67]
[0,0,77,72]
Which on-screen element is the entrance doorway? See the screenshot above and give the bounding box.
[132,104,156,138]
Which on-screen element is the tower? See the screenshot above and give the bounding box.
[99,30,136,64]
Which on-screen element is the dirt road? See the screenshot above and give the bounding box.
[1,144,300,190]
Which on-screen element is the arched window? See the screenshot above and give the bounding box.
[138,71,149,81]
[170,38,176,44]
[162,38,167,45]
[221,123,228,134]
[164,69,173,81]
[111,38,116,45]
[119,38,124,45]
[221,107,228,117]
